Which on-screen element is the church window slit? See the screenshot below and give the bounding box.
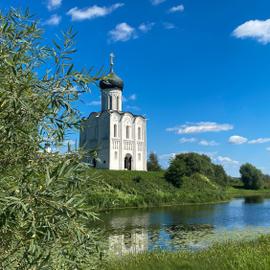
[117,96,120,110]
[138,127,141,140]
[126,126,130,139]
[114,124,117,137]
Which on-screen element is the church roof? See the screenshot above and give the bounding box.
[87,110,146,120]
[99,53,124,91]
[99,71,124,91]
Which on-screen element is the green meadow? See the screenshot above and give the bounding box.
[106,236,270,270]
[84,169,228,210]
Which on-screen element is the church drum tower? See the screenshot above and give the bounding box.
[79,54,147,171]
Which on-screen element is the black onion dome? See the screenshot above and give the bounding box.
[99,71,124,91]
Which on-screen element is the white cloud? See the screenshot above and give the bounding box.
[248,138,270,144]
[179,138,219,146]
[67,3,124,21]
[159,153,176,161]
[216,156,239,165]
[108,22,154,43]
[126,105,141,111]
[167,122,233,134]
[139,22,155,33]
[47,0,62,11]
[123,94,137,102]
[129,94,137,101]
[44,14,61,26]
[151,0,166,5]
[168,4,184,13]
[108,23,137,42]
[163,22,176,30]
[199,140,219,146]
[229,135,270,145]
[179,137,197,144]
[229,135,248,145]
[233,19,270,44]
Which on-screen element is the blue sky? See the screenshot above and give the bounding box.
[2,0,270,176]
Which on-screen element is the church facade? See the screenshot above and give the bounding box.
[80,54,147,171]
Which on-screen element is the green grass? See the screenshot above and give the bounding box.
[83,169,228,211]
[105,236,270,270]
[227,186,270,197]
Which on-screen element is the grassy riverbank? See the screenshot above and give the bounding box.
[227,186,270,197]
[84,169,228,210]
[106,236,270,270]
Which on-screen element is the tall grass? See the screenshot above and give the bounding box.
[83,169,228,210]
[106,236,270,270]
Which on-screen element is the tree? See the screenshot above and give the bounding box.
[213,164,229,187]
[240,163,264,190]
[0,9,102,269]
[165,153,228,188]
[147,152,162,171]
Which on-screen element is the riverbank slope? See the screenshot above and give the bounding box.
[84,169,228,210]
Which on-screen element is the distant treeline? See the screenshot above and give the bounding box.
[147,152,270,190]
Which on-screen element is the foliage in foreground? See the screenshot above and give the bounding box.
[106,236,270,270]
[165,153,229,188]
[84,169,227,210]
[0,9,102,269]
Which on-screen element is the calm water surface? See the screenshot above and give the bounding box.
[96,197,270,255]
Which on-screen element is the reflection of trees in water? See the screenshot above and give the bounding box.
[149,224,214,251]
[106,212,151,230]
[244,196,264,204]
[99,204,217,231]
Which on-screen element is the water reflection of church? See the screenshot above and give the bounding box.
[108,229,148,256]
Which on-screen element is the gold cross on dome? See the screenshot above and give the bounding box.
[110,53,115,72]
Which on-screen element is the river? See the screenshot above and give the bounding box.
[96,196,270,256]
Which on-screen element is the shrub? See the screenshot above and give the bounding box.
[0,9,102,269]
[240,163,264,190]
[133,176,142,183]
[165,153,228,188]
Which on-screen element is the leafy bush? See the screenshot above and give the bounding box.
[0,9,102,269]
[240,163,264,190]
[165,153,228,188]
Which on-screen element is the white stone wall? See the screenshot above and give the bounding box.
[80,112,111,168]
[80,85,147,171]
[109,112,147,171]
[101,89,123,111]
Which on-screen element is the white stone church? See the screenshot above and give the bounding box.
[80,54,147,171]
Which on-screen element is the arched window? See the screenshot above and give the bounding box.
[138,153,141,161]
[114,124,117,137]
[114,151,118,160]
[126,126,130,139]
[138,127,141,140]
[116,96,120,111]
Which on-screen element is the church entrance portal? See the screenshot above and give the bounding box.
[124,154,132,170]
